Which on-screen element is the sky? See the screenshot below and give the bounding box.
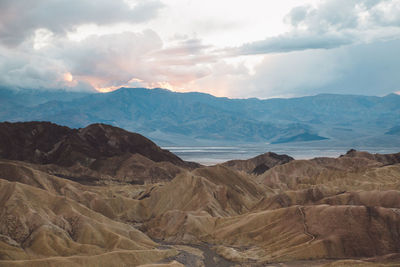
[0,0,400,98]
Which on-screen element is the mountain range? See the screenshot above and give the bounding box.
[1,87,400,147]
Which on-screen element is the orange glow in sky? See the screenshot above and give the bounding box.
[63,72,74,82]
[90,78,186,93]
[95,85,122,93]
[76,75,119,93]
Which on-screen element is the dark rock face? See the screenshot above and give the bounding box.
[0,121,73,163]
[222,152,294,175]
[0,121,197,169]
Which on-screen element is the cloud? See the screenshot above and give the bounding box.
[155,38,212,57]
[285,0,362,31]
[58,33,222,91]
[0,45,84,90]
[239,0,400,55]
[0,30,163,90]
[369,0,400,27]
[0,29,224,92]
[0,0,163,46]
[238,38,400,98]
[0,0,399,99]
[240,32,352,54]
[149,38,220,68]
[0,0,227,93]
[59,30,163,88]
[285,0,400,31]
[285,5,310,27]
[193,67,251,97]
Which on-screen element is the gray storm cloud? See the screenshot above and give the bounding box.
[240,32,353,54]
[239,39,400,98]
[0,0,163,46]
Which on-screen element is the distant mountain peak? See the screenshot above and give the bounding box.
[384,92,400,98]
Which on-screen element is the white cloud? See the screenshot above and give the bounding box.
[240,0,400,54]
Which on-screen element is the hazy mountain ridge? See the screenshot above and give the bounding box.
[1,87,399,146]
[386,125,400,135]
[0,87,91,107]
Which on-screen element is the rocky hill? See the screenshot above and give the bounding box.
[0,121,192,166]
[222,152,294,175]
[0,122,198,184]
